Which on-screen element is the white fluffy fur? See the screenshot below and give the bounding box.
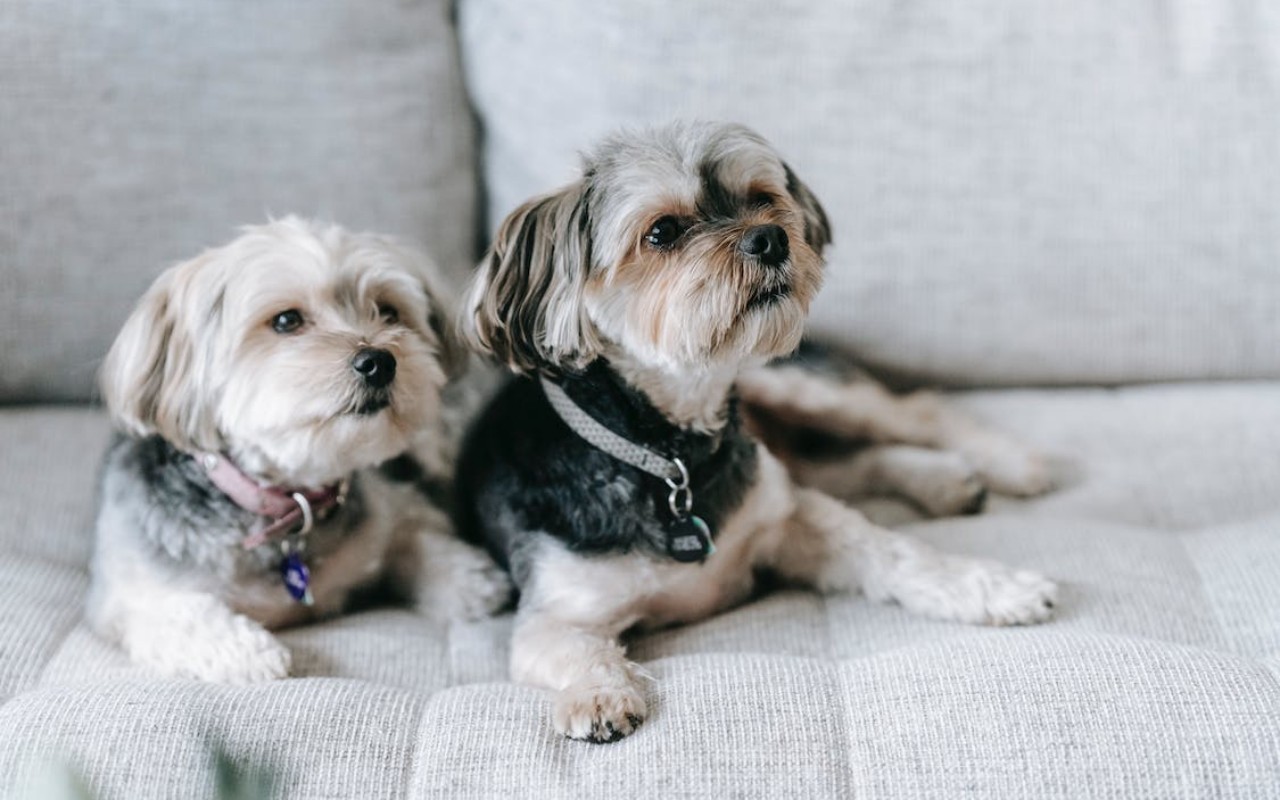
[101,217,462,485]
[89,217,508,683]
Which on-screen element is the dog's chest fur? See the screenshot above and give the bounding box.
[521,449,796,630]
[96,435,402,628]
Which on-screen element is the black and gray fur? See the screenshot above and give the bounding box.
[455,122,831,590]
[93,433,370,598]
[455,122,1058,744]
[456,362,758,588]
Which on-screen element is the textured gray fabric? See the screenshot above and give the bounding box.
[2,383,1279,797]
[954,382,1280,530]
[414,644,1280,798]
[459,0,1280,386]
[1184,517,1280,662]
[0,0,476,402]
[1,680,426,798]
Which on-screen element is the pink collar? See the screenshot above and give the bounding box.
[196,452,346,550]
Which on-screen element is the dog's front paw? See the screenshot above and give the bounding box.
[448,556,513,621]
[887,555,1058,627]
[958,561,1058,626]
[123,610,292,684]
[552,682,648,743]
[416,544,512,622]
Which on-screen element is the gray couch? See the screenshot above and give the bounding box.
[3,1,1279,797]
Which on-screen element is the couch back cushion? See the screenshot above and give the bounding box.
[459,0,1280,386]
[0,0,475,402]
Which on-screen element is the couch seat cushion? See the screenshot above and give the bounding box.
[2,382,1278,797]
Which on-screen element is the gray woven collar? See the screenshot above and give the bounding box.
[539,375,685,485]
[539,373,719,562]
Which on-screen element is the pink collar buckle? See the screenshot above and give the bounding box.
[194,452,346,550]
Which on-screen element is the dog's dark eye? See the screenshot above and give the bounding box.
[378,303,399,324]
[748,191,775,208]
[270,309,304,334]
[645,216,684,248]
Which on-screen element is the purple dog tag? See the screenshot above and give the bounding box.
[281,552,313,605]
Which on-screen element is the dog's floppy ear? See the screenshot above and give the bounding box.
[463,181,599,374]
[99,258,220,451]
[783,162,832,255]
[417,266,468,380]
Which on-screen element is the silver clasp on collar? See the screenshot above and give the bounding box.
[663,457,693,519]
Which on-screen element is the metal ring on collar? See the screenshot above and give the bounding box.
[665,457,693,518]
[668,485,693,518]
[663,457,690,491]
[291,492,315,536]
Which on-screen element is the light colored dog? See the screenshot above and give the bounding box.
[89,217,509,684]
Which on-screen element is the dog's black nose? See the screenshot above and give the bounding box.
[352,348,396,388]
[740,225,789,267]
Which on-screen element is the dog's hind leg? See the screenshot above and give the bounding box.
[738,364,1052,497]
[786,444,988,517]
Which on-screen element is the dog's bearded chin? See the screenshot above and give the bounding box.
[747,283,792,309]
[353,393,391,416]
[247,418,412,486]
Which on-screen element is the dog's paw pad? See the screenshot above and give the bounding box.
[553,684,647,743]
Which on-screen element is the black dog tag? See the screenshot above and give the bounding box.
[667,515,714,563]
